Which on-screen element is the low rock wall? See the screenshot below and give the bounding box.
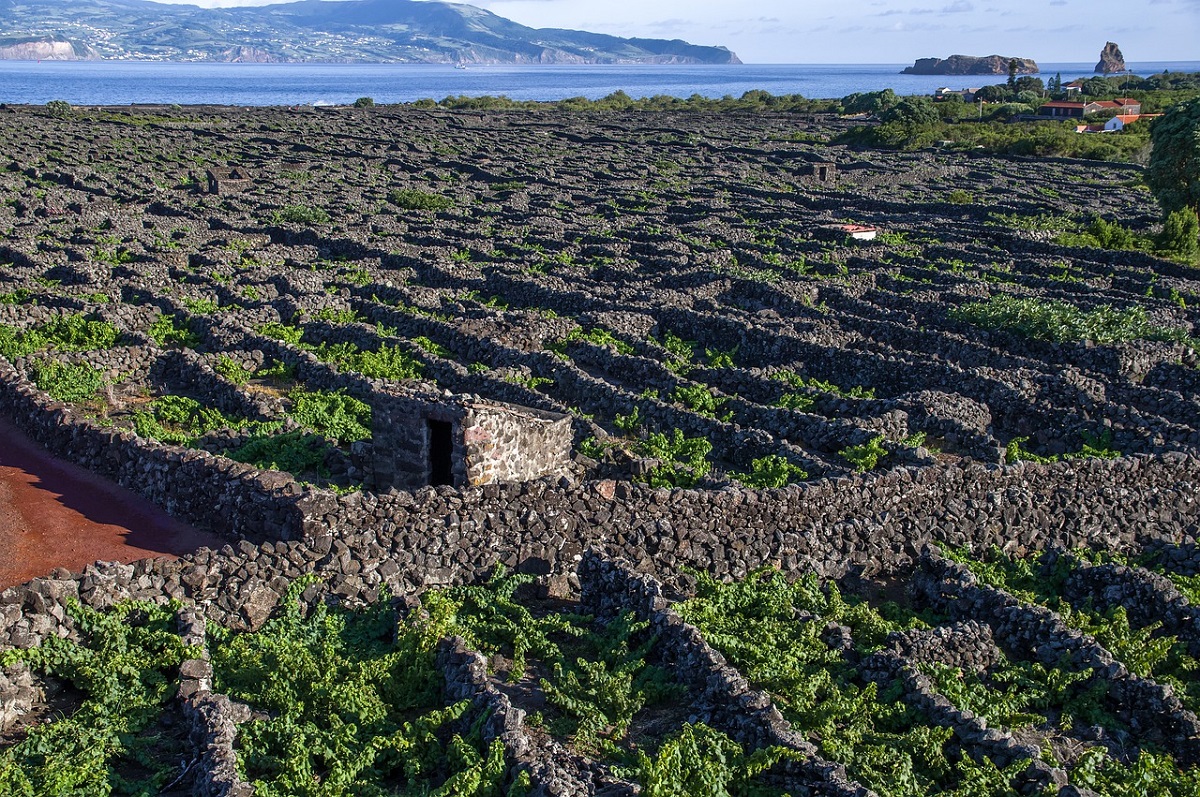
[1,341,1200,648]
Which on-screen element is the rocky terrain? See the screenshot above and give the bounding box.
[1095,42,1127,74]
[0,0,741,63]
[0,103,1198,795]
[902,55,1039,75]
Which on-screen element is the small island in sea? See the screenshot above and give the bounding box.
[902,54,1039,75]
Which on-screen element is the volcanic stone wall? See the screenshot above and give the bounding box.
[2,345,1199,638]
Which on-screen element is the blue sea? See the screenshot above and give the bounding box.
[0,61,1197,107]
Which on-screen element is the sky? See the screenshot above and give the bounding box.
[144,0,1200,64]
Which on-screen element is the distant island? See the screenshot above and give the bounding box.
[0,0,741,64]
[902,55,1039,76]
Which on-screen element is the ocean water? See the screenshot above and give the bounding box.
[0,60,1197,107]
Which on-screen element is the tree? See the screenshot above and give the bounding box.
[882,97,940,126]
[1158,207,1200,260]
[1014,76,1044,93]
[841,89,897,116]
[1146,97,1200,217]
[975,84,1011,103]
[1007,59,1018,90]
[45,99,72,118]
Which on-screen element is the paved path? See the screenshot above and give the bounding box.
[0,418,224,589]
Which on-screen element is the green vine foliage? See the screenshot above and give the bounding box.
[227,430,332,476]
[147,313,201,348]
[675,568,1023,796]
[1005,430,1120,464]
[670,383,732,421]
[0,599,193,796]
[215,354,252,386]
[433,568,689,766]
[0,313,121,359]
[729,455,808,488]
[634,722,802,797]
[539,611,683,757]
[638,429,713,488]
[771,371,875,399]
[950,294,1197,347]
[921,658,1116,733]
[840,435,889,473]
[430,565,586,682]
[29,359,105,402]
[939,547,1200,792]
[945,546,1200,719]
[209,577,509,797]
[1069,748,1200,796]
[132,394,251,445]
[288,389,372,443]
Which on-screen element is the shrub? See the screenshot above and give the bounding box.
[388,189,454,211]
[270,204,330,225]
[1146,96,1200,216]
[352,96,374,107]
[256,321,305,346]
[289,389,371,443]
[841,435,889,472]
[1159,207,1200,260]
[568,327,633,354]
[730,455,808,488]
[214,354,251,386]
[147,313,201,348]
[0,314,121,360]
[638,429,712,488]
[670,383,731,421]
[44,99,72,118]
[951,294,1196,346]
[228,430,331,475]
[30,360,104,402]
[208,579,505,796]
[0,600,192,794]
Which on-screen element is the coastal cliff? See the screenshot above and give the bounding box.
[0,38,94,60]
[902,54,1039,76]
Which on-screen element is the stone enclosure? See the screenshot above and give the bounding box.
[0,102,1197,795]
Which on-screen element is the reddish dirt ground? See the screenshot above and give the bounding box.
[0,418,225,589]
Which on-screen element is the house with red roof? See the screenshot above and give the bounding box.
[1103,113,1160,131]
[1038,98,1141,118]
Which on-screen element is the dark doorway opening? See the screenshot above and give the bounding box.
[427,420,454,486]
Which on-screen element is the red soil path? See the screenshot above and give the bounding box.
[0,418,225,589]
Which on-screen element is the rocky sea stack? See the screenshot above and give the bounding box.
[902,54,1039,75]
[1095,41,1127,74]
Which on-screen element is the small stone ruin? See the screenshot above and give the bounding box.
[205,167,251,195]
[807,161,837,182]
[371,389,574,490]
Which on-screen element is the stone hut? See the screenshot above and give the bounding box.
[205,167,252,195]
[807,162,838,183]
[372,390,574,490]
